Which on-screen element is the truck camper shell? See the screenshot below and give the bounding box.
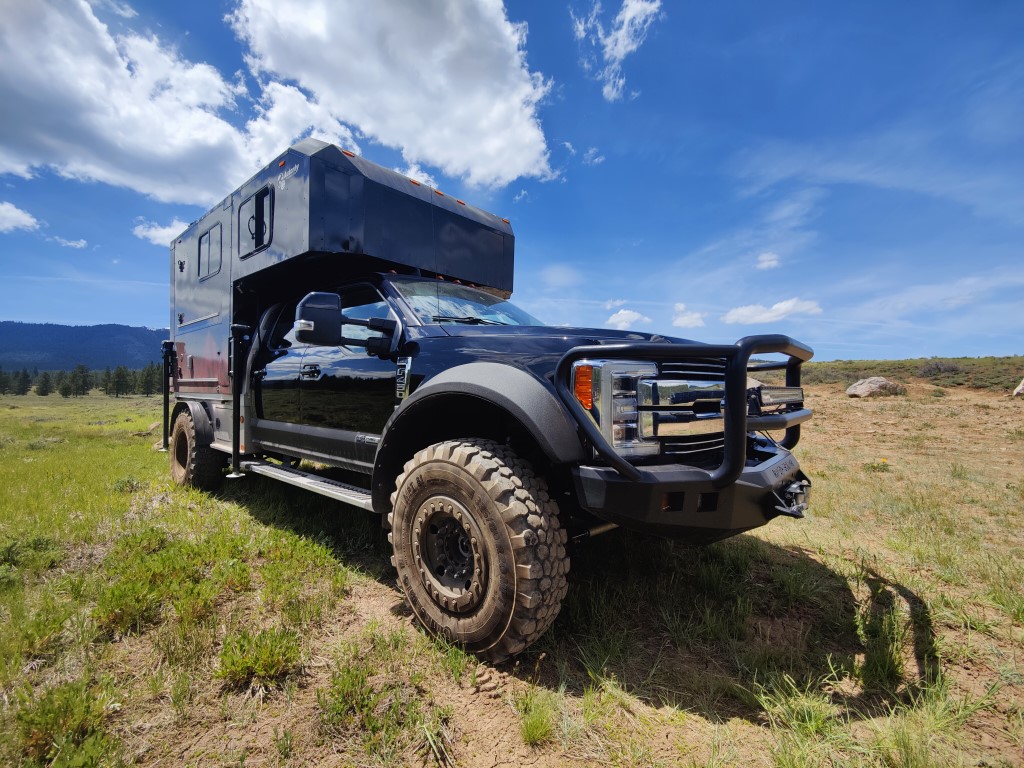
[169,138,515,397]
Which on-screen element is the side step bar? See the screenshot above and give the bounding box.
[240,459,375,511]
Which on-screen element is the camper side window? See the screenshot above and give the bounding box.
[198,224,222,279]
[239,186,273,257]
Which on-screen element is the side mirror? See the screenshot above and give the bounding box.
[353,316,401,357]
[295,292,342,346]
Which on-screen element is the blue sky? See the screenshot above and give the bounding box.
[1,0,1021,361]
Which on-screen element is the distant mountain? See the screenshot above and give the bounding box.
[0,322,170,371]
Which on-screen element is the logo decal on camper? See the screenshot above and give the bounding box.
[277,164,299,190]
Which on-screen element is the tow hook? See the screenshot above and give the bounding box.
[773,478,810,519]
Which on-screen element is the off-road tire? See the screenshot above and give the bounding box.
[389,439,569,663]
[170,410,225,490]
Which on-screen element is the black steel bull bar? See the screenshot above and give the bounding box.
[554,334,813,488]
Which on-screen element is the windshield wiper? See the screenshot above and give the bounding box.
[431,315,506,326]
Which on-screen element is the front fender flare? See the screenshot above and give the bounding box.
[371,362,585,513]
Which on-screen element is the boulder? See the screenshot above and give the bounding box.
[846,377,905,398]
[1013,378,1024,398]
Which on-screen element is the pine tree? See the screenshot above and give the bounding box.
[70,364,92,397]
[139,363,159,396]
[112,366,131,397]
[13,369,31,395]
[0,367,9,395]
[58,379,73,398]
[35,371,53,396]
[100,367,112,395]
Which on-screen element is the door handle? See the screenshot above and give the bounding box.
[301,364,322,379]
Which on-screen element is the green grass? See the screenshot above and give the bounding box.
[0,393,364,764]
[515,685,558,745]
[15,677,119,766]
[1,377,1022,765]
[316,629,456,762]
[217,627,301,689]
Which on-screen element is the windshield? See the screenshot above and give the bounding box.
[389,277,545,327]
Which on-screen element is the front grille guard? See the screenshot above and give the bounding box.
[554,334,813,487]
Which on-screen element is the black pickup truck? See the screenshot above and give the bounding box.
[164,139,812,661]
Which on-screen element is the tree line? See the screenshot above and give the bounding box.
[0,363,163,398]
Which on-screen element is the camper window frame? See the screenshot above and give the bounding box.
[238,185,274,259]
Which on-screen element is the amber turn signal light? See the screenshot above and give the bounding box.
[574,365,594,410]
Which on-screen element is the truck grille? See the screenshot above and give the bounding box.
[652,357,728,466]
[659,358,728,381]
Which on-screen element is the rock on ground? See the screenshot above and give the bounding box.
[846,377,906,398]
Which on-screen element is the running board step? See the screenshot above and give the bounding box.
[241,460,375,511]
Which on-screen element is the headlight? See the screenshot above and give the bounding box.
[572,360,659,457]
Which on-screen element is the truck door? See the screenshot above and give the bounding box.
[299,284,398,466]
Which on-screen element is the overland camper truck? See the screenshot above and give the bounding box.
[163,139,813,661]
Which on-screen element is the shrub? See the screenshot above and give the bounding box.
[217,627,300,688]
[16,680,116,764]
[918,361,963,378]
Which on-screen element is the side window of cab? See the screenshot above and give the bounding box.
[268,301,301,351]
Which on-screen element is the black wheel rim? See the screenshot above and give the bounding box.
[413,495,485,614]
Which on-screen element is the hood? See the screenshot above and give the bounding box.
[435,324,696,346]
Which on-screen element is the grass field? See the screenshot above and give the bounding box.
[0,362,1022,766]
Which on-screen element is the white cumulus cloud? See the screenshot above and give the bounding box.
[756,251,780,269]
[96,0,138,19]
[397,163,438,188]
[604,298,627,309]
[571,0,663,101]
[0,0,552,210]
[133,218,191,246]
[55,237,88,248]
[721,298,822,324]
[230,0,554,188]
[671,303,705,328]
[0,201,40,233]
[606,308,651,330]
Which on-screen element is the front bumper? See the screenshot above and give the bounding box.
[572,449,810,542]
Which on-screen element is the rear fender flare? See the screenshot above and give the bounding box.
[171,400,215,447]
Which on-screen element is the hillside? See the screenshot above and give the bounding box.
[0,321,169,371]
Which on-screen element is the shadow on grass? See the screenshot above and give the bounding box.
[527,528,939,726]
[216,471,391,577]
[217,473,937,727]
